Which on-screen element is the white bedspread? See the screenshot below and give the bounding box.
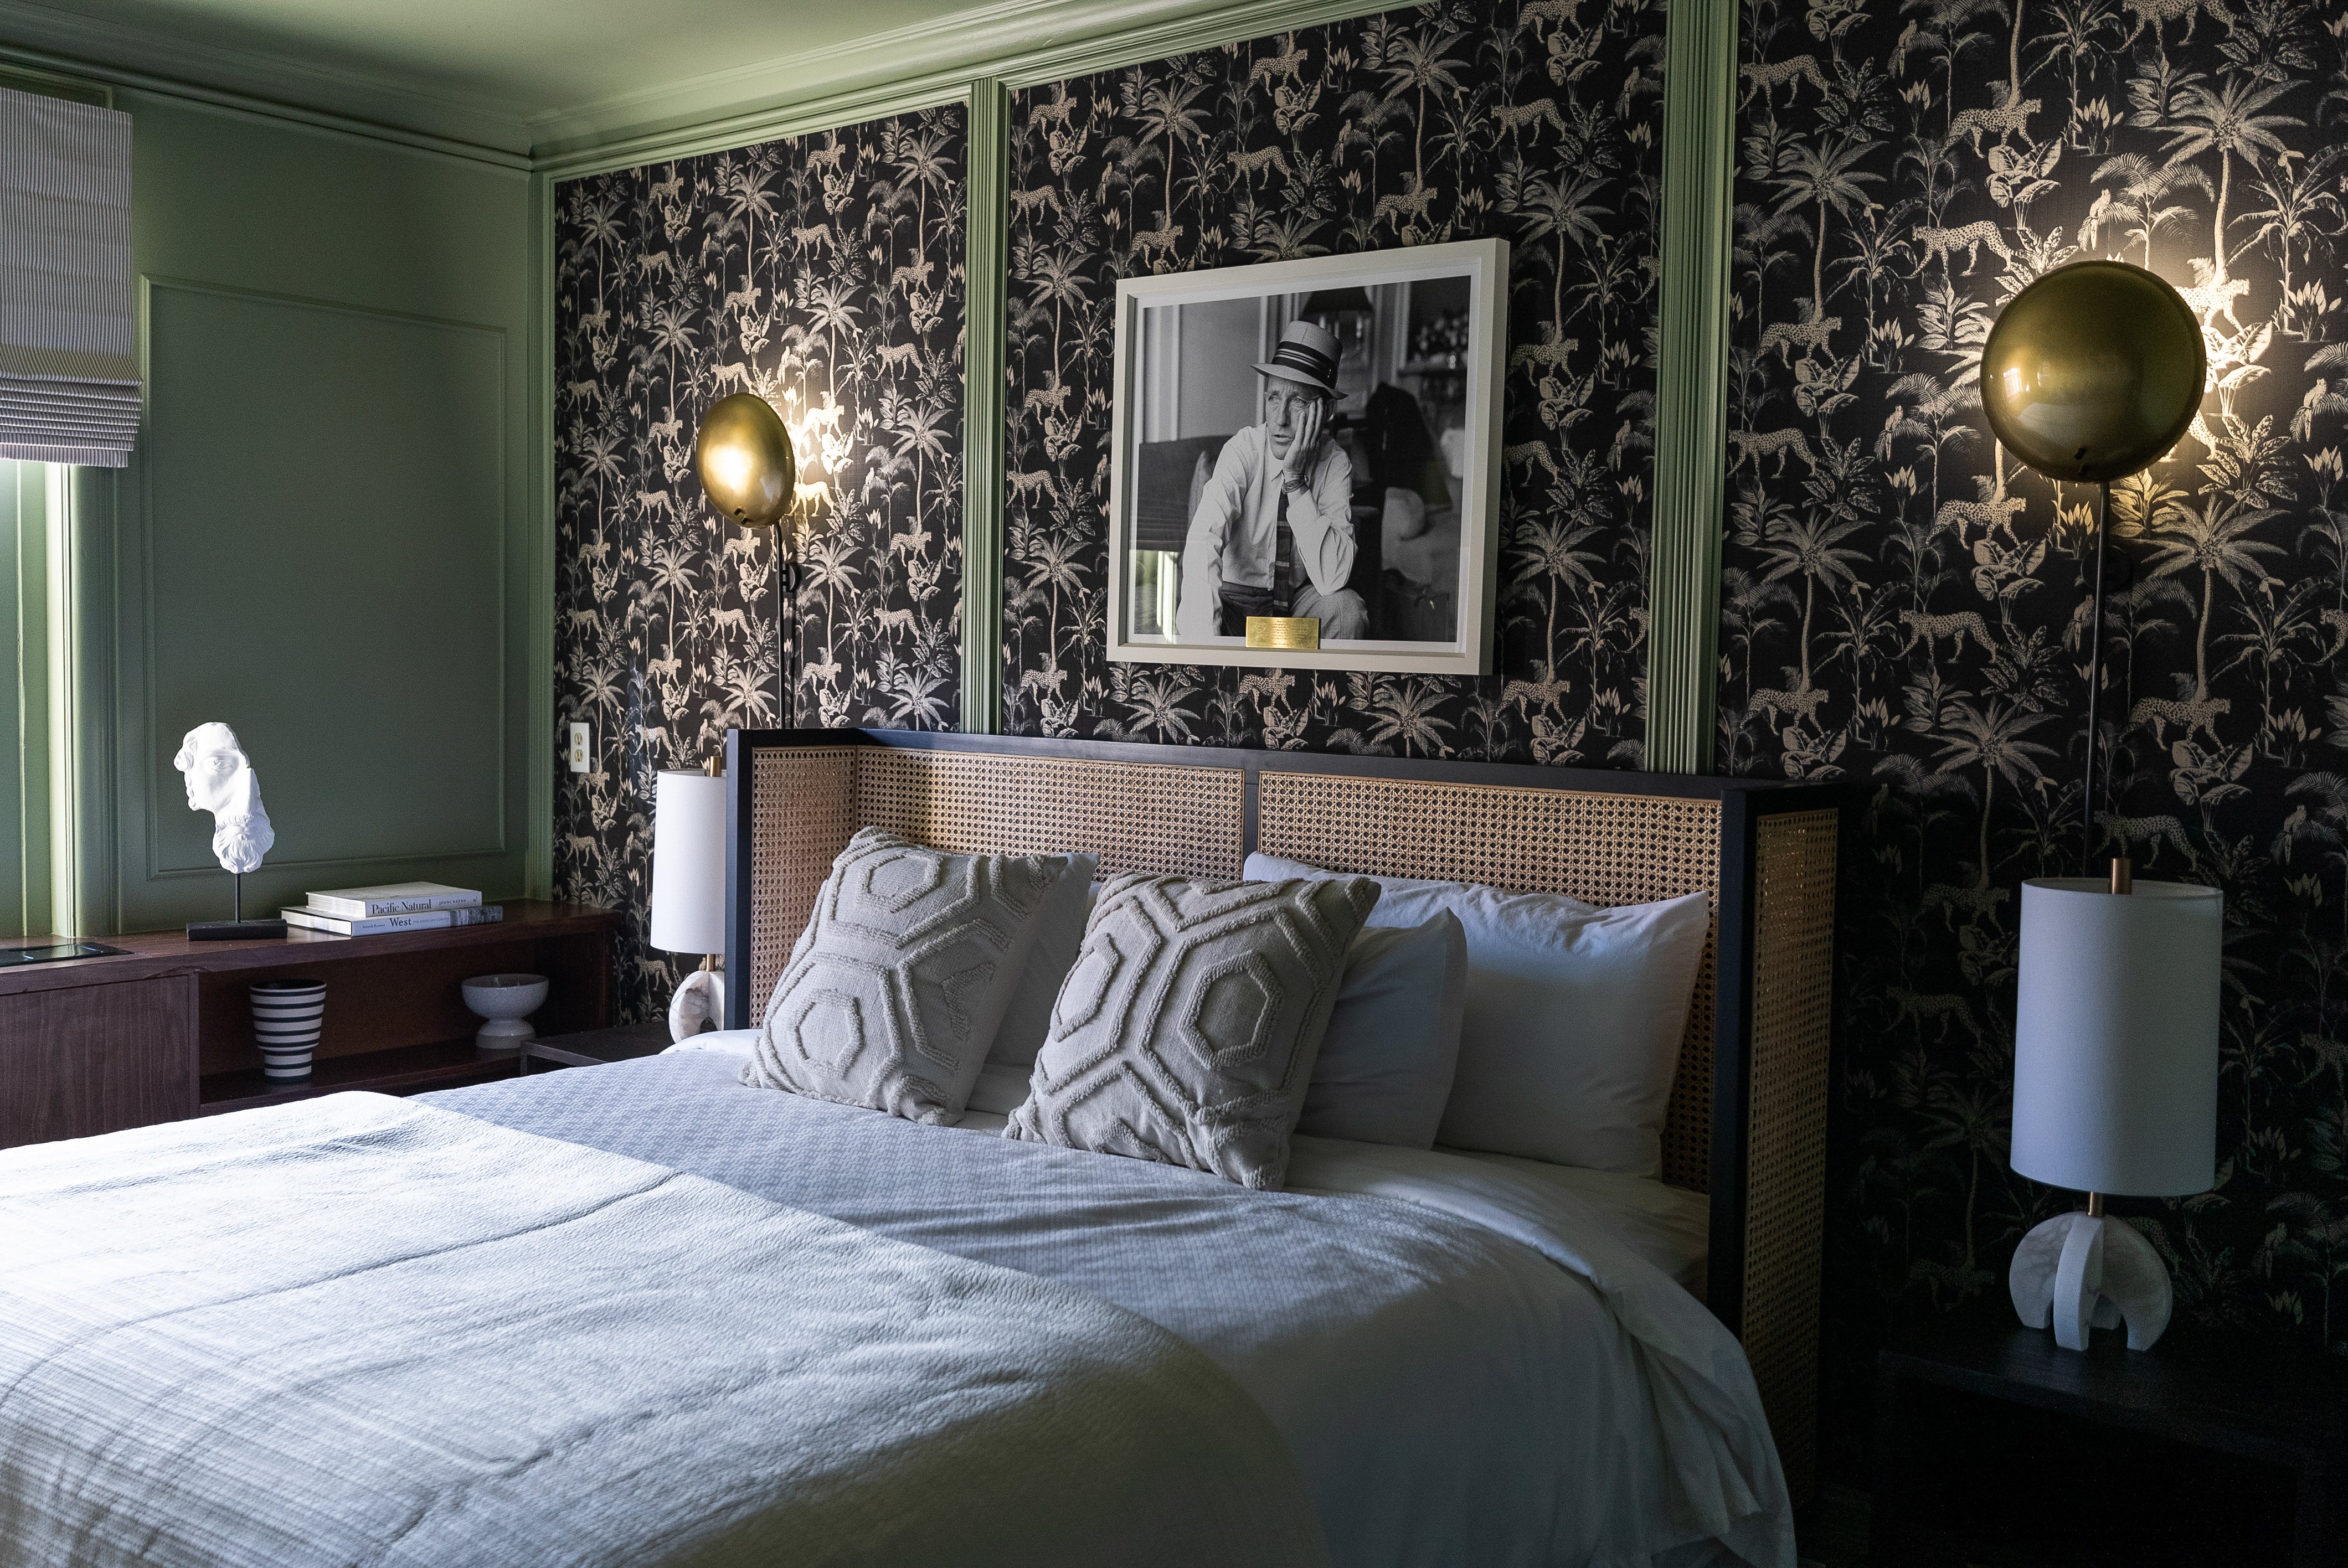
[439,1049,1795,1567]
[0,1094,1327,1568]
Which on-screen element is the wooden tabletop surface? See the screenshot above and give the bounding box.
[0,901,619,998]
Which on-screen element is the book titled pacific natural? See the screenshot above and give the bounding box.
[306,881,482,919]
[284,882,502,936]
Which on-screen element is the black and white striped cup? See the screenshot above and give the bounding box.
[250,978,327,1082]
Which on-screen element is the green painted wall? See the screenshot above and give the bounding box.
[62,93,537,935]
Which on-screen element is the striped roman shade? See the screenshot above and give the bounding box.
[1,85,137,467]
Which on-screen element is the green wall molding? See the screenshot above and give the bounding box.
[527,171,557,897]
[2,463,51,938]
[1646,0,1737,776]
[961,78,1010,736]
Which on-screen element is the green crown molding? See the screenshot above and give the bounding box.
[542,78,977,182]
[0,1,528,159]
[533,0,1414,172]
[0,34,529,170]
[0,59,109,107]
[1646,0,1736,776]
[961,78,1010,736]
[535,0,1418,176]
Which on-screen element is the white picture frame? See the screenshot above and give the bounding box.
[1105,238,1508,676]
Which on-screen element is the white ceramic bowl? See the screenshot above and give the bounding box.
[461,972,549,1052]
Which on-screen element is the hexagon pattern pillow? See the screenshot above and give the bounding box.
[1005,871,1380,1189]
[745,828,1079,1123]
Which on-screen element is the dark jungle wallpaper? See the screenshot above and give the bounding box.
[1001,0,1666,761]
[546,0,2348,1477]
[1729,0,2348,1467]
[552,108,966,1019]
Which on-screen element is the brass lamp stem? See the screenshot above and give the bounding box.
[698,953,719,973]
[2109,858,2132,895]
[2087,1192,2105,1219]
[2082,482,2110,877]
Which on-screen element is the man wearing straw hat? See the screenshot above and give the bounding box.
[1176,319,1366,641]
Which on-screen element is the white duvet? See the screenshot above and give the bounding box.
[446,1047,1797,1567]
[0,1094,1327,1568]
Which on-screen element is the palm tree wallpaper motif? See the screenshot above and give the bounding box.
[553,109,967,1020]
[1003,0,1665,760]
[1731,0,2348,1456]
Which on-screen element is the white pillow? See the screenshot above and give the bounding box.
[1243,852,1709,1177]
[1295,914,1468,1148]
[985,854,1099,1067]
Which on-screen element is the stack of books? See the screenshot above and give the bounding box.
[282,882,503,936]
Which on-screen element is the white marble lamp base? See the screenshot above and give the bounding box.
[670,967,724,1043]
[2010,1210,2173,1351]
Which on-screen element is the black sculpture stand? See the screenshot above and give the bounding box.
[187,871,287,941]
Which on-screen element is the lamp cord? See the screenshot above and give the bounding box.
[2082,482,2110,878]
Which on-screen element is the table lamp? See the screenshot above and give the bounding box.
[2008,867,2221,1350]
[651,759,728,1041]
[1983,260,2220,1353]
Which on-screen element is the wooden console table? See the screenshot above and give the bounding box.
[0,902,617,1149]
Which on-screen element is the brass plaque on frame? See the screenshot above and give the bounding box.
[1245,616,1321,651]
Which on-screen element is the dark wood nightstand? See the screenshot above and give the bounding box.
[519,1020,677,1071]
[1873,1321,2348,1566]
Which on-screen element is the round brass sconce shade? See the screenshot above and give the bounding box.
[693,393,796,527]
[1980,260,2206,484]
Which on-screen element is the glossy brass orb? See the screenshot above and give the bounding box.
[1980,260,2206,484]
[692,393,796,527]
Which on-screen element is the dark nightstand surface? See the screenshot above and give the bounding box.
[1875,1321,2348,1567]
[521,1020,676,1070]
[1882,1321,2348,1461]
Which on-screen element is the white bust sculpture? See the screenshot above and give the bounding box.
[174,722,275,875]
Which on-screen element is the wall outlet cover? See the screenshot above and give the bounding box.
[568,722,590,772]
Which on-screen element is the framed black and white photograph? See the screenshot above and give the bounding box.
[1105,239,1507,675]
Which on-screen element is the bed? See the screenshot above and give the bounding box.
[0,728,1836,1568]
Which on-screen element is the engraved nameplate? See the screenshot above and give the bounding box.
[1245,616,1321,651]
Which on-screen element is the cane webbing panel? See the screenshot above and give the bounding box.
[748,749,860,1014]
[1738,809,1836,1505]
[849,749,1244,878]
[1255,771,1723,1193]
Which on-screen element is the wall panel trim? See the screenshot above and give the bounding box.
[136,275,512,882]
[526,171,557,897]
[961,78,1009,736]
[1646,0,1737,776]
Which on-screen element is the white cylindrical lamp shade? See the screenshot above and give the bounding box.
[2011,878,2221,1197]
[649,770,728,956]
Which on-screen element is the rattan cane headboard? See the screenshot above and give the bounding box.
[722,727,1839,1502]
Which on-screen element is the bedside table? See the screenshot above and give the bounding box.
[1872,1321,2348,1566]
[519,1020,677,1071]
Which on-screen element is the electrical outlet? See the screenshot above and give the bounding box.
[568,723,591,773]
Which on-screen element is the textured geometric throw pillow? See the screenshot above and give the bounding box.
[745,828,1078,1124]
[1005,872,1380,1189]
